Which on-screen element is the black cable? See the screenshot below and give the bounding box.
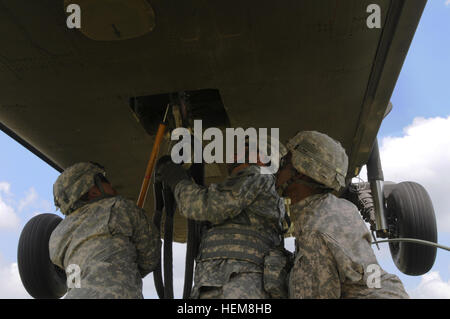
[152,180,165,299]
[183,163,204,298]
[162,184,175,299]
[183,219,197,299]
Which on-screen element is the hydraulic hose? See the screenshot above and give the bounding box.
[372,238,450,252]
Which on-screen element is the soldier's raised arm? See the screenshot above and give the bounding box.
[131,206,161,277]
[174,168,273,224]
[110,198,161,278]
[154,156,273,224]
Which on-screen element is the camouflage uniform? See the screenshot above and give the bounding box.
[283,131,408,299]
[174,165,286,299]
[288,193,409,299]
[49,162,161,299]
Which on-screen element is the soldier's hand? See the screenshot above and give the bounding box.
[155,155,190,191]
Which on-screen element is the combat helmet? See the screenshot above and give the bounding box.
[53,162,106,215]
[286,131,348,191]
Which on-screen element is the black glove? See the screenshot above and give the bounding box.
[155,155,190,191]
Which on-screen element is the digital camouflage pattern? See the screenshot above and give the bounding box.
[199,224,277,266]
[175,165,285,228]
[198,267,270,299]
[174,165,285,299]
[53,162,105,215]
[263,248,292,298]
[288,193,409,299]
[286,131,348,191]
[49,196,161,299]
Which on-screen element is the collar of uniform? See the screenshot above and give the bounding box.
[290,193,329,216]
[289,193,329,238]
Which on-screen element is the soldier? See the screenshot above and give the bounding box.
[156,137,290,299]
[49,162,161,299]
[276,131,409,299]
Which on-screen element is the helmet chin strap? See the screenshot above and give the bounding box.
[71,176,113,212]
[93,174,114,201]
[226,162,242,175]
[94,175,106,196]
[278,169,330,196]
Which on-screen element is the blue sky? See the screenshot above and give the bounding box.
[379,0,450,137]
[368,0,450,298]
[0,1,449,298]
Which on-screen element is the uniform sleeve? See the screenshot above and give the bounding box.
[133,208,162,277]
[313,198,377,285]
[320,232,411,299]
[49,227,64,269]
[174,169,272,224]
[301,196,376,285]
[290,231,341,299]
[111,198,162,278]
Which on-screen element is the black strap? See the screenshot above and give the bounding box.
[283,212,292,235]
[152,181,165,299]
[183,162,204,299]
[162,184,175,299]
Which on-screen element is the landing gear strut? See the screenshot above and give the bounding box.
[349,139,438,276]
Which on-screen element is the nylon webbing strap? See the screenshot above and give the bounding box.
[202,239,270,253]
[200,251,264,266]
[203,227,274,247]
[199,226,274,266]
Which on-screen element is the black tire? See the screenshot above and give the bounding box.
[386,182,437,276]
[17,213,67,298]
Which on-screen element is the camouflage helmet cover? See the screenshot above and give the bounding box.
[53,162,106,215]
[286,131,348,191]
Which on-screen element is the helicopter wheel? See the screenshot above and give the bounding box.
[17,213,67,298]
[386,182,438,276]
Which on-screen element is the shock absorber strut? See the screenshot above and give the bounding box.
[367,139,389,238]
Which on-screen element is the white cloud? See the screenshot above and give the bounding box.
[410,271,450,299]
[446,0,450,7]
[0,255,31,299]
[0,195,20,230]
[363,116,450,233]
[18,188,54,217]
[0,182,12,196]
[18,188,38,212]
